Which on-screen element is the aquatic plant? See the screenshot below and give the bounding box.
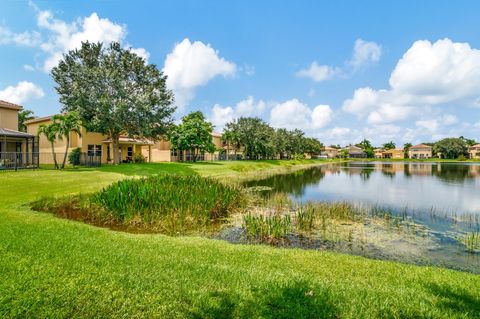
[32,175,245,234]
[295,203,315,231]
[243,213,292,243]
[461,232,480,253]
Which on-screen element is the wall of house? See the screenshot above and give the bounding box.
[0,107,19,130]
[408,149,432,159]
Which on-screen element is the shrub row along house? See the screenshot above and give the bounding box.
[25,115,223,164]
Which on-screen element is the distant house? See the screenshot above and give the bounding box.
[408,144,432,159]
[0,100,36,169]
[469,144,480,159]
[321,146,339,158]
[382,148,405,159]
[344,145,366,158]
[374,148,384,158]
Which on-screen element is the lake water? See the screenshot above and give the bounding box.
[243,162,480,272]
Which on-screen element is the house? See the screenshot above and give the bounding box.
[343,145,366,158]
[408,144,432,159]
[321,146,339,158]
[26,115,222,164]
[374,148,384,158]
[0,100,36,169]
[469,144,480,159]
[382,148,405,159]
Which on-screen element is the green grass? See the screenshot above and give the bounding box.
[1,161,479,318]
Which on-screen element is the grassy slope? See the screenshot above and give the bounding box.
[1,161,479,318]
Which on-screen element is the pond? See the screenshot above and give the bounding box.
[242,162,480,273]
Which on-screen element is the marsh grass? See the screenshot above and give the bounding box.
[32,175,245,234]
[243,213,292,243]
[461,232,480,253]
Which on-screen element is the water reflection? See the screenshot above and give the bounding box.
[245,162,480,214]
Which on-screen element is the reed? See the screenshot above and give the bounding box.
[461,232,480,253]
[295,203,315,231]
[243,213,292,243]
[32,175,245,234]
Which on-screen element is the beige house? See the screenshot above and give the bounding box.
[321,146,339,158]
[469,144,480,159]
[0,100,36,169]
[408,144,432,159]
[343,145,366,158]
[26,115,223,164]
[382,148,405,159]
[374,148,384,158]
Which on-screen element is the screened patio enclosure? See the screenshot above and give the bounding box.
[0,128,37,170]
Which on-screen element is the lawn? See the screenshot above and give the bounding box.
[1,160,479,318]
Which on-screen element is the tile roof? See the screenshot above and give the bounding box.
[0,100,22,110]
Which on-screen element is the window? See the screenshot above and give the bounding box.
[127,147,133,157]
[87,145,102,157]
[170,148,178,157]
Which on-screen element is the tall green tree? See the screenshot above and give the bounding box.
[433,138,468,159]
[53,112,83,169]
[37,122,60,169]
[382,141,396,150]
[232,117,275,159]
[357,139,374,158]
[51,41,175,164]
[403,142,412,158]
[459,136,477,147]
[18,109,35,132]
[168,111,215,162]
[224,121,242,159]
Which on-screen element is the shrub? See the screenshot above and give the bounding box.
[132,153,146,163]
[68,147,81,166]
[458,154,467,161]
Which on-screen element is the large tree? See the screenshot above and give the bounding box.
[382,141,396,150]
[357,139,374,158]
[51,41,175,164]
[433,138,468,159]
[232,117,275,159]
[168,111,215,162]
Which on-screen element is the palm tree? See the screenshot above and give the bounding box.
[38,122,60,169]
[54,112,83,169]
[18,109,35,132]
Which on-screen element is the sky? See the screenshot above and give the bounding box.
[1,0,480,146]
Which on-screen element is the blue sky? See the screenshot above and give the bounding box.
[1,0,480,146]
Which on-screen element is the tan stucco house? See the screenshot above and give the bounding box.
[469,144,480,159]
[408,144,432,159]
[382,148,405,159]
[0,100,36,169]
[26,115,223,164]
[344,145,366,158]
[321,146,339,158]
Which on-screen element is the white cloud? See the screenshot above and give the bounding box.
[163,38,236,108]
[0,81,44,104]
[210,96,266,130]
[270,99,333,131]
[415,114,459,132]
[23,64,35,72]
[343,38,480,125]
[129,47,150,62]
[243,64,255,76]
[297,38,381,82]
[349,38,382,69]
[295,61,339,82]
[0,25,41,46]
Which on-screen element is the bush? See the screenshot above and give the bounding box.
[68,147,81,166]
[458,154,467,161]
[132,153,146,163]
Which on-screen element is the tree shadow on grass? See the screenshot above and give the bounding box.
[425,282,480,318]
[189,280,339,319]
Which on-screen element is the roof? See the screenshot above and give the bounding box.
[469,144,480,148]
[324,146,338,151]
[101,136,155,145]
[0,128,34,138]
[211,132,222,137]
[0,100,22,110]
[383,148,404,152]
[25,115,54,125]
[410,143,432,149]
